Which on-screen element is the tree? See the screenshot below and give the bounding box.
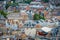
[11,0,15,3]
[24,0,32,4]
[5,1,19,9]
[42,0,49,3]
[0,10,8,18]
[5,1,11,9]
[33,13,45,20]
[5,4,10,10]
[11,2,19,7]
[33,13,40,20]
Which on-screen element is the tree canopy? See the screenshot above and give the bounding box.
[42,0,49,3]
[33,13,45,20]
[0,10,8,18]
[24,0,33,4]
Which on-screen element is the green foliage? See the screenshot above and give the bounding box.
[24,0,32,4]
[33,13,45,20]
[11,0,15,3]
[33,13,40,20]
[5,4,10,9]
[42,0,49,3]
[5,1,11,9]
[0,10,8,18]
[5,2,19,9]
